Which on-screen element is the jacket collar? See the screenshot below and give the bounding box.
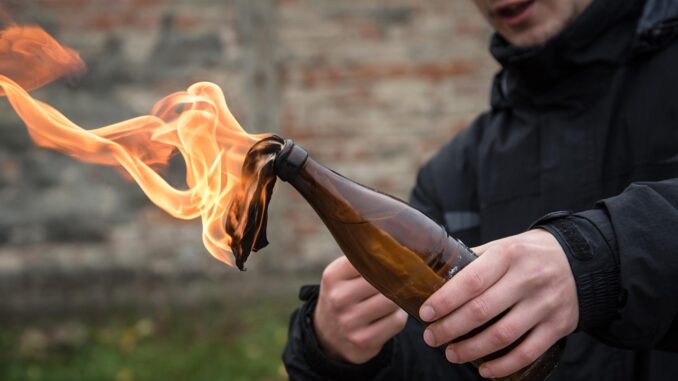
[635,0,678,52]
[490,0,644,93]
[638,0,678,35]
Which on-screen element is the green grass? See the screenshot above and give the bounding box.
[0,299,298,381]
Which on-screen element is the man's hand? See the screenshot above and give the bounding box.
[419,229,578,378]
[314,256,408,364]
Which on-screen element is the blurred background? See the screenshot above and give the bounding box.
[0,0,496,380]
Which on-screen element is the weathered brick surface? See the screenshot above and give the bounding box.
[0,0,496,311]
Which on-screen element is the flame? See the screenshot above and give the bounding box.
[0,25,85,94]
[0,24,271,267]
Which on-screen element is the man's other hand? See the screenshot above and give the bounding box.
[314,256,408,364]
[419,229,578,378]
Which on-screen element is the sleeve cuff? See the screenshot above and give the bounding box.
[530,210,621,331]
[296,285,395,380]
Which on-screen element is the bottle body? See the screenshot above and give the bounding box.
[286,151,476,319]
[276,141,563,380]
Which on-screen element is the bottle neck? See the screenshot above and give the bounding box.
[275,139,309,183]
[275,141,347,215]
[276,142,359,223]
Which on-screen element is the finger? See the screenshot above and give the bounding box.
[477,323,560,379]
[348,292,401,327]
[424,276,519,346]
[420,247,509,322]
[324,276,380,312]
[330,256,361,279]
[352,309,408,350]
[340,276,382,303]
[324,256,361,283]
[443,301,540,363]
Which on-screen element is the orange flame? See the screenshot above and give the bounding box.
[0,24,270,267]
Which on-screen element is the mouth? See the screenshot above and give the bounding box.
[493,0,535,26]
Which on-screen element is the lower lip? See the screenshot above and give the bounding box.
[498,1,535,27]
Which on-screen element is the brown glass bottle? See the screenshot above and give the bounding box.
[275,139,564,381]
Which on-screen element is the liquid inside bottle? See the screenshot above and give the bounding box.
[272,138,564,381]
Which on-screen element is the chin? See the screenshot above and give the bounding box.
[504,25,561,47]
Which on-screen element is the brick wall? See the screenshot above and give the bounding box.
[0,0,497,311]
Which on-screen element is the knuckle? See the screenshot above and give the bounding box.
[536,264,557,283]
[541,293,560,312]
[552,315,575,336]
[323,257,348,282]
[349,332,373,350]
[493,323,517,347]
[516,345,539,365]
[468,297,490,322]
[506,242,524,258]
[524,265,551,289]
[463,269,485,294]
[533,285,560,314]
[552,322,568,338]
[327,290,346,310]
[321,268,336,287]
[336,313,353,331]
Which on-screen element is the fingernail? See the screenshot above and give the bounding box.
[420,305,436,321]
[479,365,492,378]
[446,346,459,363]
[423,329,436,346]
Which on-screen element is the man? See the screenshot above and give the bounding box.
[283,0,678,379]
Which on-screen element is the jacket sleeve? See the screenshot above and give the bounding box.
[282,118,489,380]
[281,285,480,381]
[534,178,678,351]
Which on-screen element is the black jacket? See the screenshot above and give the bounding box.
[283,0,678,379]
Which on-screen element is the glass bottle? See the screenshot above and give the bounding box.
[275,139,564,381]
